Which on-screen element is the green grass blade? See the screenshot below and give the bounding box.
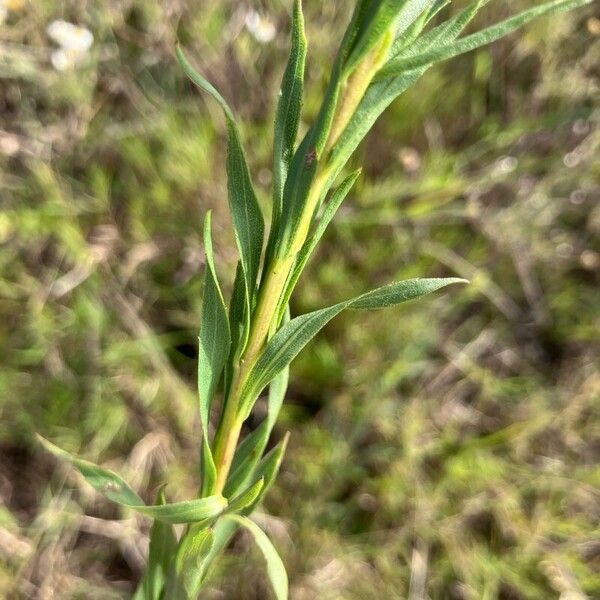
[378,0,592,79]
[177,45,264,301]
[224,515,288,600]
[199,212,230,495]
[272,0,307,219]
[38,435,227,524]
[241,278,466,412]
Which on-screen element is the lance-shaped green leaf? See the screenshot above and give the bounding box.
[391,0,453,55]
[272,0,307,218]
[225,477,265,513]
[38,436,227,524]
[393,0,488,61]
[227,260,250,369]
[199,212,230,495]
[165,527,214,600]
[377,0,593,79]
[135,487,178,600]
[223,515,288,600]
[241,433,290,515]
[240,278,466,414]
[176,45,264,302]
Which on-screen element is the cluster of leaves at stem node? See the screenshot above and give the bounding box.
[38,0,591,598]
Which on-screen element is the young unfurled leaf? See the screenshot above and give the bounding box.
[136,487,178,600]
[240,278,466,415]
[223,515,288,600]
[377,0,592,79]
[38,436,227,524]
[272,0,307,219]
[176,45,264,302]
[199,212,230,495]
[326,0,487,187]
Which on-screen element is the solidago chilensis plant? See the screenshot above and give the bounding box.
[38,1,590,598]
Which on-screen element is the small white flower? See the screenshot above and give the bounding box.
[50,48,73,71]
[47,20,93,51]
[244,10,276,44]
[47,20,93,71]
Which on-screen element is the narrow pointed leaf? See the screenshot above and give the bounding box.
[224,515,288,600]
[228,260,250,365]
[165,527,214,600]
[242,433,290,515]
[377,0,592,79]
[240,278,466,412]
[393,0,488,60]
[225,477,265,513]
[199,212,230,495]
[390,1,438,55]
[345,1,434,76]
[272,0,307,216]
[394,0,437,36]
[38,436,227,524]
[177,45,264,301]
[139,487,178,600]
[226,119,265,297]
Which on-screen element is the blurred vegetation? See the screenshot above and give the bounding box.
[1,1,599,598]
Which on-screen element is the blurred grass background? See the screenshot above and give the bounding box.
[1,1,599,598]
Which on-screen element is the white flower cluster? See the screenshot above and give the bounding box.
[46,19,93,71]
[244,10,277,44]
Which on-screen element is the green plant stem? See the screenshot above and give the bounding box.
[327,29,393,153]
[209,36,385,494]
[210,255,295,494]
